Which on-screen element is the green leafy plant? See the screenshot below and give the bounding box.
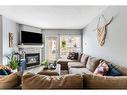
[41,59,49,68]
[6,54,20,70]
[61,40,66,48]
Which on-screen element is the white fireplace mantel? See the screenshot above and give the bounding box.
[17,44,44,48]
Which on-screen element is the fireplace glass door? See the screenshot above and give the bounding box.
[25,53,40,67]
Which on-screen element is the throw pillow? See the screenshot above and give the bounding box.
[0,64,12,75]
[5,69,12,75]
[74,52,79,60]
[67,52,78,60]
[107,64,121,76]
[93,60,109,76]
[0,69,8,75]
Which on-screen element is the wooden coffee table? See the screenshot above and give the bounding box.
[24,64,61,75]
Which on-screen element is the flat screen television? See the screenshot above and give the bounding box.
[21,31,42,45]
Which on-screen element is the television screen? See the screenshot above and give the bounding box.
[21,31,42,45]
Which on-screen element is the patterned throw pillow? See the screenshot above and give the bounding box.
[0,65,12,75]
[0,69,8,75]
[67,52,78,60]
[74,53,79,60]
[93,60,109,76]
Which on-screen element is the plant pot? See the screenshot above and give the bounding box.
[43,65,48,69]
[12,69,17,73]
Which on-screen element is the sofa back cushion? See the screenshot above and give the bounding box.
[22,73,83,89]
[0,72,22,89]
[83,74,127,89]
[78,53,83,61]
[86,57,100,72]
[80,54,89,66]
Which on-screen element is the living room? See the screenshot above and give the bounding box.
[0,5,127,90]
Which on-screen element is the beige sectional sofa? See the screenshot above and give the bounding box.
[58,54,127,76]
[56,53,127,89]
[58,54,101,75]
[1,53,127,89]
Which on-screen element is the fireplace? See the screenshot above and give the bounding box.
[25,53,40,67]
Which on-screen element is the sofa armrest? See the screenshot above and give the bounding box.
[57,58,78,70]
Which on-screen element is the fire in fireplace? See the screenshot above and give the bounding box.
[25,53,40,67]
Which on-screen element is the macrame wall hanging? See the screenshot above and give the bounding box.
[96,15,113,46]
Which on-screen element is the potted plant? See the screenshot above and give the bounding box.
[41,59,49,69]
[6,53,20,72]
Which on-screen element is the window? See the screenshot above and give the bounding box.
[60,35,81,58]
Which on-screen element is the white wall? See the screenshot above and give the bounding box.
[0,16,2,63]
[20,24,41,33]
[43,29,81,35]
[2,16,19,65]
[83,6,127,67]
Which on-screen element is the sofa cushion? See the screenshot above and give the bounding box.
[68,62,85,68]
[83,74,127,89]
[80,54,89,65]
[22,73,83,89]
[86,57,100,72]
[93,60,109,76]
[69,68,92,75]
[0,72,22,89]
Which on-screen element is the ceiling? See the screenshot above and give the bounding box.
[0,6,107,29]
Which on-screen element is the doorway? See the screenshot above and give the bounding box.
[45,36,59,61]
